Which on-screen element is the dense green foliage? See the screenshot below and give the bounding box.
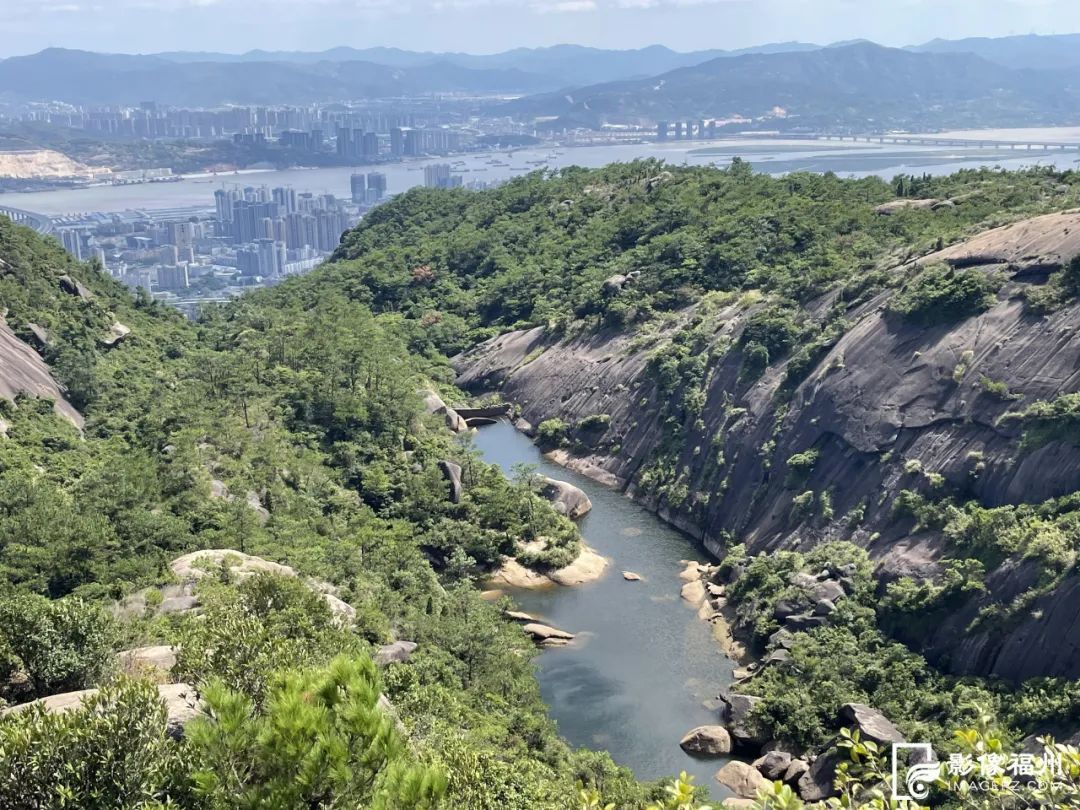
[3,158,1080,807]
[318,161,1075,353]
[887,263,998,325]
[0,216,643,807]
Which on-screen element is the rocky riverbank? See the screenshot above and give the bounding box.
[453,210,1080,683]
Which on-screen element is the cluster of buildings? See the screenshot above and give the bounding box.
[53,176,390,314]
[423,163,463,189]
[12,101,476,164]
[656,120,721,141]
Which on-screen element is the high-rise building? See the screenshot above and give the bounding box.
[657,121,669,141]
[424,164,461,189]
[424,163,450,188]
[336,126,352,158]
[157,264,190,290]
[59,229,85,260]
[350,173,367,204]
[272,186,297,214]
[389,128,404,156]
[159,244,180,265]
[403,129,422,157]
[361,132,379,158]
[366,172,387,201]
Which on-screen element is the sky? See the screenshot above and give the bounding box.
[2,0,1080,56]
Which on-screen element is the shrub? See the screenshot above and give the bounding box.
[889,264,996,325]
[785,449,821,488]
[0,677,181,808]
[0,592,116,702]
[187,655,446,809]
[536,418,569,448]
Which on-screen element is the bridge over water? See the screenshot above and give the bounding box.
[795,133,1080,151]
[0,206,54,236]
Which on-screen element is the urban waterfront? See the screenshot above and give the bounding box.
[5,132,1080,316]
[10,133,1080,217]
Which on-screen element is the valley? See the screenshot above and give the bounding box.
[3,156,1080,807]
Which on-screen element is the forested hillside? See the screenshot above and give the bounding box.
[322,161,1080,804]
[6,160,1080,808]
[0,215,658,808]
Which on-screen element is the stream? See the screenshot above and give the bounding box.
[472,420,735,797]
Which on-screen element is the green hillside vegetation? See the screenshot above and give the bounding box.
[0,216,650,807]
[3,160,1080,807]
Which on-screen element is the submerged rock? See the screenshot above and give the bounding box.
[522,622,575,646]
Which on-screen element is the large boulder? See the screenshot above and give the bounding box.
[58,274,94,300]
[171,549,295,581]
[681,579,707,605]
[100,321,131,348]
[679,725,732,756]
[538,476,592,519]
[840,703,905,745]
[753,749,793,780]
[375,640,418,666]
[118,645,177,679]
[783,758,810,786]
[422,390,468,433]
[438,460,464,504]
[714,761,768,799]
[523,622,575,647]
[717,688,768,749]
[798,748,843,802]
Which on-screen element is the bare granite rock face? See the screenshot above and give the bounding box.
[0,318,83,429]
[453,212,1080,682]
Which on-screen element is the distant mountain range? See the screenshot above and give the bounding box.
[0,49,558,106]
[503,42,1080,130]
[3,35,1080,132]
[150,43,822,87]
[910,33,1080,71]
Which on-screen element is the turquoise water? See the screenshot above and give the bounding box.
[472,420,734,797]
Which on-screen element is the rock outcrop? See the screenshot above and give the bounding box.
[118,645,177,679]
[522,622,575,647]
[679,724,731,755]
[375,640,418,666]
[714,761,767,799]
[840,703,905,746]
[538,476,592,519]
[488,545,609,589]
[438,460,464,504]
[422,389,468,433]
[169,549,355,624]
[716,688,768,750]
[0,318,83,429]
[452,211,1080,681]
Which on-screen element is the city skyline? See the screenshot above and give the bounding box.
[1,0,1075,58]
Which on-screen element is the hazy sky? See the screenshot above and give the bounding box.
[3,0,1079,56]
